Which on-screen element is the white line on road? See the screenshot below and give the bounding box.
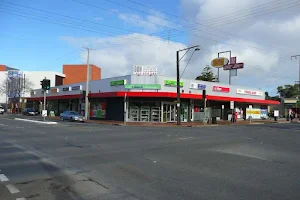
[6,184,20,194]
[0,174,9,182]
[17,198,27,200]
[14,118,57,124]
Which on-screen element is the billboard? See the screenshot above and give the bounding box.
[211,57,229,68]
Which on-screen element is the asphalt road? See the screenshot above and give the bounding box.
[0,115,300,200]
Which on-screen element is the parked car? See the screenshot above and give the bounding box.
[23,108,39,116]
[60,111,85,122]
[0,106,4,114]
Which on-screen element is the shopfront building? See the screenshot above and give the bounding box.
[26,75,279,122]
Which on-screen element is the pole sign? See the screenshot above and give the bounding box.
[211,57,229,68]
[230,101,234,109]
[223,63,244,70]
[230,57,236,64]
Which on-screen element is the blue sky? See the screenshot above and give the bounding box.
[1,0,300,95]
[0,0,182,72]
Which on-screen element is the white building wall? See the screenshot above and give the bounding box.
[29,74,265,101]
[0,72,7,104]
[23,71,65,97]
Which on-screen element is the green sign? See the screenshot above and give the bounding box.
[110,80,125,86]
[164,80,184,87]
[125,84,161,90]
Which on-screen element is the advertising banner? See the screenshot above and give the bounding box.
[125,84,161,90]
[212,86,230,93]
[237,89,263,96]
[190,83,206,90]
[164,80,184,87]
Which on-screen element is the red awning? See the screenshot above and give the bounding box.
[26,91,280,105]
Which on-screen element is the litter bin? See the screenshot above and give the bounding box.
[212,117,217,124]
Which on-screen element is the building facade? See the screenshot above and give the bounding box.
[26,74,279,122]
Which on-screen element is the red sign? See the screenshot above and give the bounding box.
[230,57,236,64]
[213,86,230,93]
[223,63,244,70]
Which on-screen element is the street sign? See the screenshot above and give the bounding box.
[211,57,229,68]
[230,69,237,76]
[230,101,234,109]
[42,110,47,117]
[223,63,244,70]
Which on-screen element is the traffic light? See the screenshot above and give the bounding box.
[202,89,206,99]
[40,79,51,90]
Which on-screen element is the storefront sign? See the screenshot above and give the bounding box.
[164,80,184,87]
[212,86,230,93]
[133,65,157,76]
[51,88,59,93]
[72,85,82,91]
[110,79,126,86]
[211,57,229,68]
[125,84,161,90]
[223,63,244,70]
[237,89,263,96]
[62,87,70,92]
[190,83,206,90]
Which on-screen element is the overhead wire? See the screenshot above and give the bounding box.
[0,0,298,81]
[64,0,298,59]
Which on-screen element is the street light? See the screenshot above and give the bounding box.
[176,45,200,125]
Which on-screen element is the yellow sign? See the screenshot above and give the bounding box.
[211,57,229,68]
[246,110,261,115]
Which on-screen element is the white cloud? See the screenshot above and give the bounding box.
[118,11,177,32]
[62,34,186,78]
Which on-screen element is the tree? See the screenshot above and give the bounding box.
[265,92,270,100]
[277,84,299,98]
[195,66,217,82]
[0,77,34,100]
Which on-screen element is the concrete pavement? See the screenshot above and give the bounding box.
[0,115,300,200]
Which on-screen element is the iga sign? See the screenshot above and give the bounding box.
[211,57,229,68]
[212,86,230,93]
[237,89,263,96]
[190,83,206,90]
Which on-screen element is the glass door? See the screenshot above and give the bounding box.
[163,103,176,122]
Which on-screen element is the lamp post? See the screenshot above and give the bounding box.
[176,45,200,125]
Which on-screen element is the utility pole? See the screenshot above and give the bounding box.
[84,47,92,120]
[291,55,300,120]
[176,45,200,125]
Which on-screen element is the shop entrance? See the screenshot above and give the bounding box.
[163,103,176,122]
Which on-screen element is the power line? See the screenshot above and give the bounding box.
[123,0,297,54]
[63,0,297,58]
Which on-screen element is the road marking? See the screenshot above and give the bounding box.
[17,198,27,200]
[6,184,20,194]
[0,174,9,182]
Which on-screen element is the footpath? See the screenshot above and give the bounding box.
[2,113,294,127]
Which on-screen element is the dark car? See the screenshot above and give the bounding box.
[23,108,39,116]
[60,111,85,122]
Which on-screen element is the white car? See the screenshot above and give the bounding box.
[0,106,4,114]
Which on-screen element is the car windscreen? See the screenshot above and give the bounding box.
[69,111,79,115]
[27,108,35,112]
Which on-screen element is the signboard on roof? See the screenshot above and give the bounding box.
[133,65,157,76]
[237,89,263,96]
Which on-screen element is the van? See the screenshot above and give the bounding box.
[0,106,4,114]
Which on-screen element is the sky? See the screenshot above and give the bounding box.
[1,0,300,95]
